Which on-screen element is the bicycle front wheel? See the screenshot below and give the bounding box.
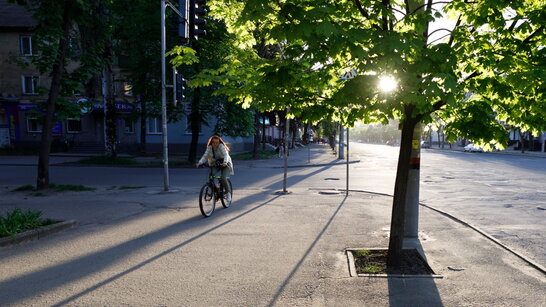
[199,183,216,217]
[221,179,232,208]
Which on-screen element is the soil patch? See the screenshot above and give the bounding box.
[352,249,435,275]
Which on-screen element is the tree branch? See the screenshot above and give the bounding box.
[463,71,481,82]
[448,15,461,46]
[508,18,519,32]
[353,0,370,19]
[409,1,451,15]
[352,0,382,30]
[522,25,544,45]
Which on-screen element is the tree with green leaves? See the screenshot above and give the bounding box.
[199,0,546,266]
[10,0,99,189]
[170,16,255,162]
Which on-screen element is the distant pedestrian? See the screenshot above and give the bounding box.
[276,142,284,158]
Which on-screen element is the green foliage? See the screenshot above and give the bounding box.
[0,208,54,238]
[351,122,401,144]
[205,0,545,148]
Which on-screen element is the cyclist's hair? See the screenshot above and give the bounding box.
[206,135,230,152]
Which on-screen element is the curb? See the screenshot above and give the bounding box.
[273,160,361,169]
[0,220,76,248]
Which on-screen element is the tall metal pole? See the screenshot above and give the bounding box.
[346,127,349,196]
[338,124,344,159]
[283,108,290,193]
[160,0,170,191]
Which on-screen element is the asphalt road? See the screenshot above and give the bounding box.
[302,143,546,268]
[1,144,544,268]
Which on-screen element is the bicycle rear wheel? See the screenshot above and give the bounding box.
[221,179,232,208]
[199,183,216,217]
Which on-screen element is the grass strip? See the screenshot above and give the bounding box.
[231,150,277,160]
[0,208,55,238]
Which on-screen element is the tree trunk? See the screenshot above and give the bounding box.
[387,107,418,267]
[262,113,266,150]
[104,62,117,158]
[302,124,309,145]
[253,111,260,159]
[139,96,147,153]
[188,87,201,163]
[37,0,73,190]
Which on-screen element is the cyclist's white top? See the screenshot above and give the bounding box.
[198,143,234,175]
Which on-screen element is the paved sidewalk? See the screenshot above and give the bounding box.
[0,144,545,306]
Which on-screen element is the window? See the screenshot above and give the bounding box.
[147,117,162,134]
[20,35,33,56]
[26,116,42,133]
[22,76,39,95]
[124,119,134,133]
[66,118,82,133]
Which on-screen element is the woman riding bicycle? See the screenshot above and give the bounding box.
[196,135,233,202]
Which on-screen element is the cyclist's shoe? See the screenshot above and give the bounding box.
[226,193,232,202]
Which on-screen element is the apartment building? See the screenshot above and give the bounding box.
[0,0,253,154]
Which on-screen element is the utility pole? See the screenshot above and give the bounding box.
[405,124,422,237]
[160,0,170,191]
[338,124,344,159]
[346,127,349,196]
[283,108,290,193]
[160,0,192,192]
[404,0,425,238]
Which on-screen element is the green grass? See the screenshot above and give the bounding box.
[74,156,138,165]
[12,185,35,192]
[362,265,383,274]
[31,192,46,197]
[12,184,95,193]
[118,186,146,190]
[231,149,277,160]
[49,184,96,192]
[353,249,371,257]
[0,208,55,238]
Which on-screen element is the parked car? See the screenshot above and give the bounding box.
[464,143,483,152]
[420,141,431,148]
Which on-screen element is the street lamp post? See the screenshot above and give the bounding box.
[160,0,170,192]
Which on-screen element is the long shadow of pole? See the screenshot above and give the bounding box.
[267,195,348,307]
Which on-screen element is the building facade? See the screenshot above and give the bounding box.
[0,0,253,154]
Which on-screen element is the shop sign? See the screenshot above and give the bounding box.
[92,101,135,114]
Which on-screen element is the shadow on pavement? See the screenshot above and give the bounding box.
[267,195,348,307]
[0,194,282,306]
[1,155,338,305]
[388,240,443,306]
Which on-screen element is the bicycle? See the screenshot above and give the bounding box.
[199,166,232,217]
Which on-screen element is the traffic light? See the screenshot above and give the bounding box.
[177,0,189,39]
[189,0,207,39]
[175,73,186,104]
